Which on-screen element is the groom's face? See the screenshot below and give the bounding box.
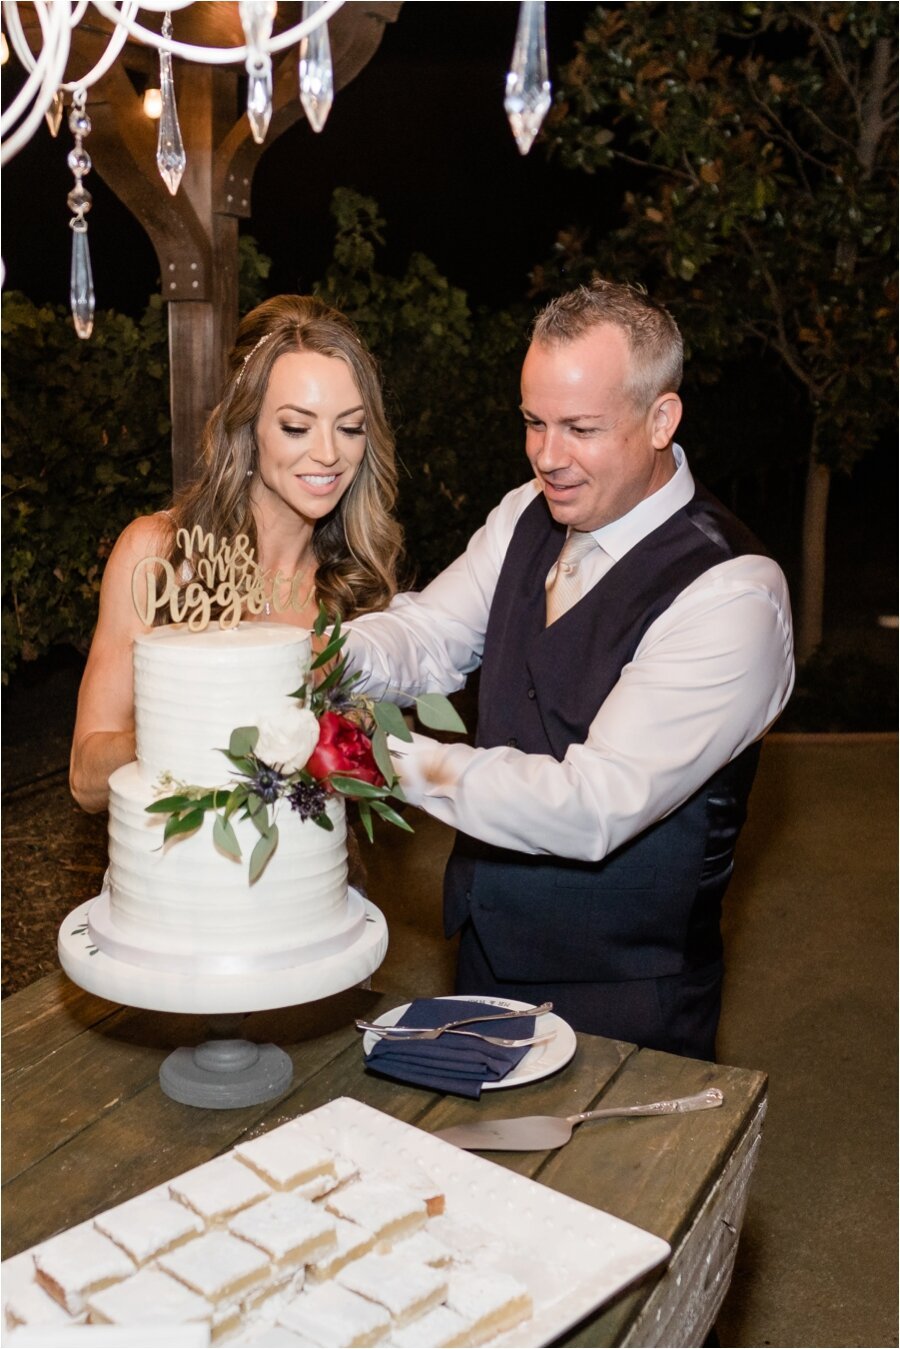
[520,325,681,532]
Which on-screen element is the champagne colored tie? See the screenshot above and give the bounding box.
[545,529,598,626]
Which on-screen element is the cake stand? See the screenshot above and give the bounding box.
[58,887,387,1110]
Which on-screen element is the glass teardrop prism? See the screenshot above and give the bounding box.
[157,53,186,192]
[299,0,334,133]
[504,0,552,156]
[70,220,95,340]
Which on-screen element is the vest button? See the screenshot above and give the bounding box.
[506,737,518,748]
[527,687,536,699]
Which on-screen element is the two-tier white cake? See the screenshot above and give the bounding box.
[91,624,361,974]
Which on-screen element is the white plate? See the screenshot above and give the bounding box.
[1,1098,670,1347]
[362,994,576,1089]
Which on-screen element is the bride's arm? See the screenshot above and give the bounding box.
[69,515,169,813]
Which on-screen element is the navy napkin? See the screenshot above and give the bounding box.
[364,998,536,1099]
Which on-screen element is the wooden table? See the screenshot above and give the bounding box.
[2,973,767,1346]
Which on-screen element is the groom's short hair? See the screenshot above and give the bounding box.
[531,280,683,410]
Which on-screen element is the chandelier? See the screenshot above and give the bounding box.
[0,1,553,339]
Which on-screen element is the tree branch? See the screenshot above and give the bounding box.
[858,36,895,177]
[742,66,831,186]
[736,224,823,398]
[792,7,863,124]
[609,149,697,185]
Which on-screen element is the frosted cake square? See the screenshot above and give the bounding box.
[323,1179,426,1242]
[86,1267,213,1326]
[169,1154,272,1223]
[158,1230,270,1304]
[94,1195,204,1264]
[228,1192,336,1268]
[234,1124,336,1191]
[306,1218,376,1284]
[33,1227,135,1315]
[277,1281,390,1347]
[335,1249,447,1326]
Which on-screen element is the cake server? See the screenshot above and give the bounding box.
[433,1087,724,1151]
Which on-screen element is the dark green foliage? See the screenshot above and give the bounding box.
[314,189,530,584]
[2,292,171,681]
[541,1,897,472]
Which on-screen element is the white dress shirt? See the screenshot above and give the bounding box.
[345,447,794,862]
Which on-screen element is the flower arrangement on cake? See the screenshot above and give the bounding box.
[147,609,464,882]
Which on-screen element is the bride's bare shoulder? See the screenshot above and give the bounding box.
[111,511,175,564]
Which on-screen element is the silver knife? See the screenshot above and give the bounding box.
[433,1088,724,1151]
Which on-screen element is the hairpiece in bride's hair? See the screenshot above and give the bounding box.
[234,331,275,388]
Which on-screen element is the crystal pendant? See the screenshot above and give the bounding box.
[240,0,277,144]
[299,0,334,133]
[70,218,95,339]
[45,90,65,138]
[504,0,552,156]
[246,64,273,144]
[157,13,186,194]
[239,0,277,50]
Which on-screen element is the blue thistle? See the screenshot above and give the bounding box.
[249,763,284,804]
[287,780,328,822]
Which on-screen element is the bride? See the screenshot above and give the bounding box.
[70,294,402,814]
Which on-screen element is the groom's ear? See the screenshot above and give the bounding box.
[649,393,682,449]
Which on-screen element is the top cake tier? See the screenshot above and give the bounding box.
[134,623,312,785]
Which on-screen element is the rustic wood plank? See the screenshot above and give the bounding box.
[0,984,386,1259]
[2,1009,160,1185]
[1,973,121,1078]
[534,1048,766,1243]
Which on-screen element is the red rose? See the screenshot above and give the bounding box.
[305,711,385,790]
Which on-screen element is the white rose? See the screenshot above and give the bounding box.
[255,703,320,773]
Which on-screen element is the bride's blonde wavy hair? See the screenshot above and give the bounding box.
[166,295,402,620]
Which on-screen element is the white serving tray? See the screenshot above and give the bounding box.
[2,1097,670,1347]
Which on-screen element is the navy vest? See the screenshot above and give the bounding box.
[444,485,767,983]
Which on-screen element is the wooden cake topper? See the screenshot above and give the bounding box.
[131,527,308,629]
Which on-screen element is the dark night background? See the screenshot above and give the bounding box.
[2,4,604,312]
[1,1,896,699]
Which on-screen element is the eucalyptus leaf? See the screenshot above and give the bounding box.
[310,639,344,671]
[414,693,466,733]
[370,799,414,832]
[212,813,242,861]
[229,726,259,758]
[315,657,349,693]
[223,753,256,775]
[329,775,388,800]
[249,824,278,884]
[224,786,246,820]
[371,727,396,786]
[247,794,272,836]
[373,701,411,741]
[146,794,195,814]
[163,808,204,841]
[356,798,374,843]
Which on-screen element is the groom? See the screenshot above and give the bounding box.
[345,280,794,1060]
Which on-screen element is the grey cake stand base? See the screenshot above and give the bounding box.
[158,1014,294,1109]
[58,889,388,1110]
